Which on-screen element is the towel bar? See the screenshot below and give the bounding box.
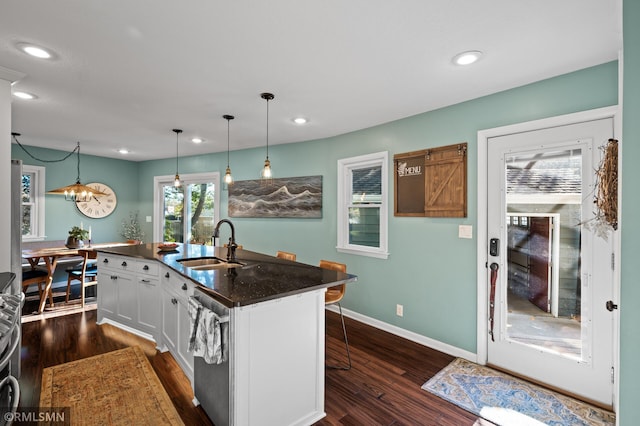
[191,295,230,324]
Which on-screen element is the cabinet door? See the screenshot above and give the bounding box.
[116,273,136,323]
[138,277,160,334]
[97,271,117,316]
[177,297,194,378]
[162,289,178,352]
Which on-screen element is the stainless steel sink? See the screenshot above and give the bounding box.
[178,257,243,270]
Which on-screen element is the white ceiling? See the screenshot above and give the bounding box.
[2,1,622,161]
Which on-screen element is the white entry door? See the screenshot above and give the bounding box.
[485,116,616,406]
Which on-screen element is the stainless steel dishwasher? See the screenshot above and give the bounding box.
[193,288,231,426]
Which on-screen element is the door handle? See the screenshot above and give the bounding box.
[606,300,618,311]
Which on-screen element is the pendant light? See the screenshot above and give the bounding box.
[260,92,274,181]
[47,142,107,202]
[173,129,182,187]
[223,114,234,186]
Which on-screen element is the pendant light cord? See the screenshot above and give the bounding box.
[75,142,81,183]
[227,119,231,167]
[173,129,182,175]
[265,97,270,160]
[12,133,79,163]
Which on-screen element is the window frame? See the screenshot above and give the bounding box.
[22,164,46,242]
[337,151,389,259]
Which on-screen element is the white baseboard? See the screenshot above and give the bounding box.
[327,305,477,363]
[97,317,156,344]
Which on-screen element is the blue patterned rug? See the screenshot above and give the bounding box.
[422,358,615,426]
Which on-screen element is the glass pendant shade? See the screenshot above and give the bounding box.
[224,167,234,185]
[261,158,272,179]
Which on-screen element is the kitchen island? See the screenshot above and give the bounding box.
[95,242,357,426]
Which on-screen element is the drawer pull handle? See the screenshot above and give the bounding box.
[143,265,149,271]
[110,275,118,280]
[121,261,127,267]
[165,272,170,278]
[181,283,188,291]
[141,279,151,283]
[171,298,178,305]
[103,259,109,263]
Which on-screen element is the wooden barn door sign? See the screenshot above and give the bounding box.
[394,143,467,217]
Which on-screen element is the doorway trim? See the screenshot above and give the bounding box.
[476,105,621,398]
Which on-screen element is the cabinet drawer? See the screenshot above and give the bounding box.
[136,261,159,276]
[99,254,135,272]
[161,267,195,300]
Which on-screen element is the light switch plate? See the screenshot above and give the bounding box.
[458,225,473,239]
[146,215,152,223]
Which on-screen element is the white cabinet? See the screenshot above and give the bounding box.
[160,266,194,382]
[97,253,161,343]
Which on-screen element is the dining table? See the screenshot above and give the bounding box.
[22,242,134,313]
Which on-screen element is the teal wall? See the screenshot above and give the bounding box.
[619,0,639,423]
[136,61,618,353]
[16,58,632,416]
[11,145,139,243]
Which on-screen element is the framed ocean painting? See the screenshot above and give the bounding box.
[228,176,322,218]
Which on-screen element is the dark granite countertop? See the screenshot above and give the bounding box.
[95,243,357,308]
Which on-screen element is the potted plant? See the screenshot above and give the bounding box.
[66,226,89,248]
[121,211,145,244]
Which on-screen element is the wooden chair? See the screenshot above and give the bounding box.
[319,259,351,370]
[22,268,54,307]
[276,251,296,261]
[65,249,98,307]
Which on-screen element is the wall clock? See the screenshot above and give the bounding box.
[76,182,118,218]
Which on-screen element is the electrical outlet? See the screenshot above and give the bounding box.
[396,304,404,317]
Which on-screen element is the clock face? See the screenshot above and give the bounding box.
[76,182,118,218]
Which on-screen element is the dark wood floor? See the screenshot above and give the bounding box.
[20,307,480,425]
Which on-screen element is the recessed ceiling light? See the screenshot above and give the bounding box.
[13,91,37,100]
[452,50,483,66]
[191,137,203,144]
[17,43,53,59]
[118,149,130,155]
[293,117,308,125]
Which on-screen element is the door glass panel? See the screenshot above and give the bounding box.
[163,185,184,242]
[186,182,215,245]
[162,182,216,244]
[505,148,584,361]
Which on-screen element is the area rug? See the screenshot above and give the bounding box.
[40,346,184,425]
[422,358,615,426]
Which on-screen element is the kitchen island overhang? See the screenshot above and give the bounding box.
[96,242,357,308]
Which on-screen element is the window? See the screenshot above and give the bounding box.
[153,172,220,244]
[337,151,389,259]
[22,165,46,241]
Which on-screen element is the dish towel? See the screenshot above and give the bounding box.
[188,296,224,364]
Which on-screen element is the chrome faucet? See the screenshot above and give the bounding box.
[213,219,237,263]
